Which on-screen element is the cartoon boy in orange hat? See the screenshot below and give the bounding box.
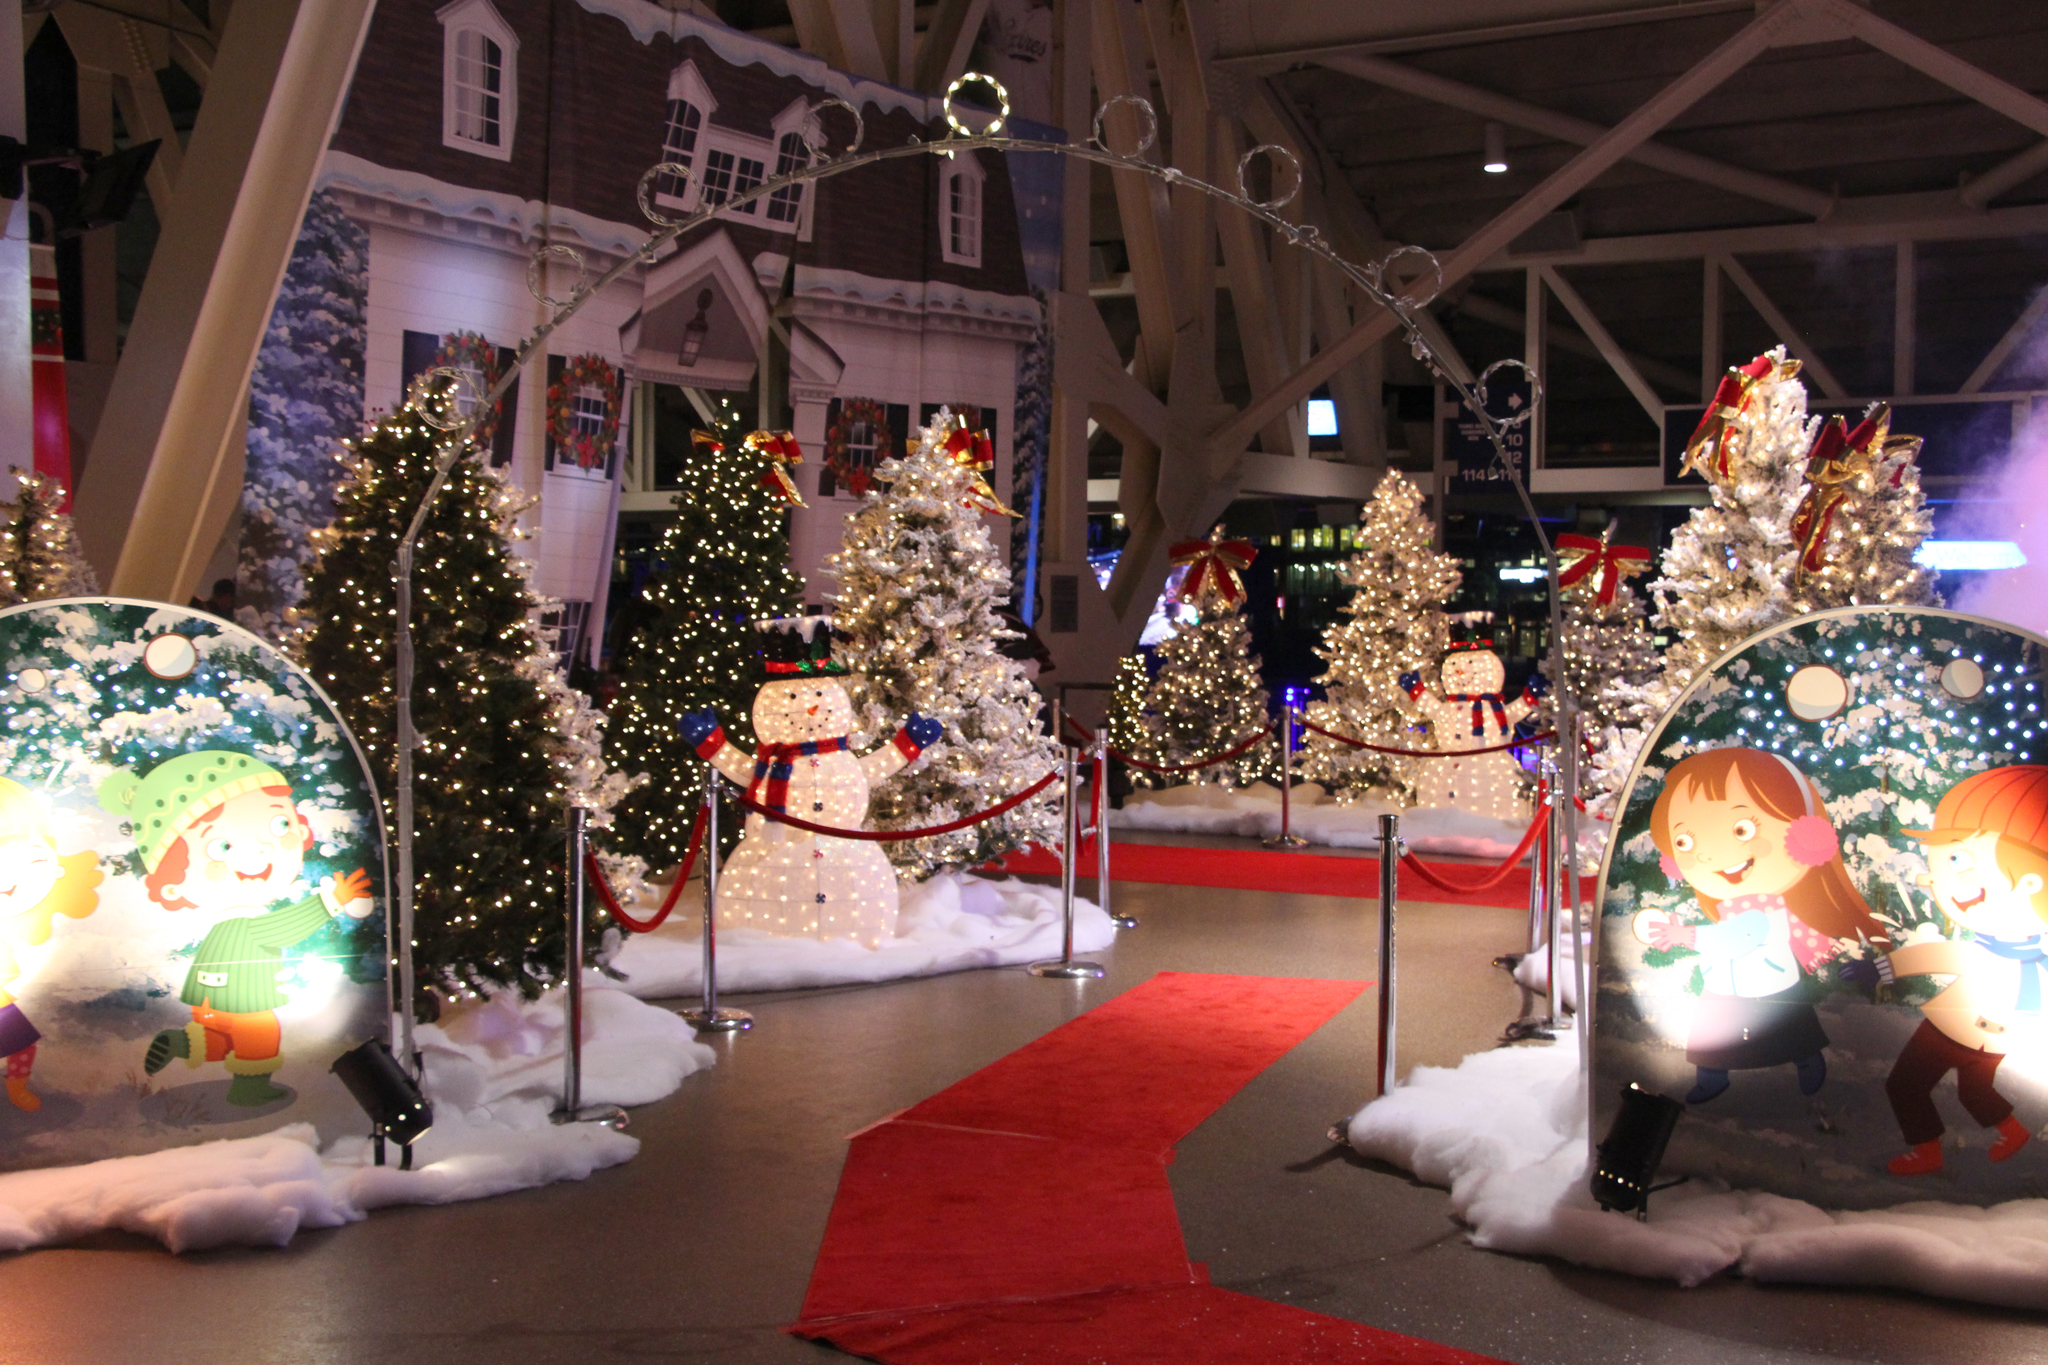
[1869,765,2048,1175]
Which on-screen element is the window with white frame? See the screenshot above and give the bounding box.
[655,62,718,209]
[439,0,518,160]
[700,148,765,213]
[767,132,809,223]
[941,156,984,267]
[572,387,609,446]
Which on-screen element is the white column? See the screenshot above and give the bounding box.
[0,0,31,475]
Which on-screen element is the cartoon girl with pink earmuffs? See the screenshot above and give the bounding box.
[1636,747,1887,1104]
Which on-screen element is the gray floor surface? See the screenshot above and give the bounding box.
[2,859,2044,1364]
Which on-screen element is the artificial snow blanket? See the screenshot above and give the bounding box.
[1113,782,1605,861]
[607,870,1114,997]
[1345,1042,2048,1310]
[0,986,713,1255]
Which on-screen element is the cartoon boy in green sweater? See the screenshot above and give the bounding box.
[101,751,372,1107]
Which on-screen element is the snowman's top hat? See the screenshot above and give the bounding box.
[756,610,848,677]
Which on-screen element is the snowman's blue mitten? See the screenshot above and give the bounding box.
[1522,673,1553,702]
[904,714,943,749]
[1397,670,1424,699]
[680,709,725,759]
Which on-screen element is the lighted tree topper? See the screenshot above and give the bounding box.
[1595,606,2048,1208]
[681,617,941,946]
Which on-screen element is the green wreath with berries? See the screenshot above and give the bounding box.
[546,353,622,470]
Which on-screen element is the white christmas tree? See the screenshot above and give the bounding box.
[1559,553,1663,832]
[1128,531,1277,790]
[1302,470,1461,804]
[0,468,98,604]
[1787,402,1939,613]
[826,410,1062,878]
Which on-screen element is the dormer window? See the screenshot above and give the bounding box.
[439,0,518,161]
[940,155,984,267]
[767,132,808,223]
[656,62,719,210]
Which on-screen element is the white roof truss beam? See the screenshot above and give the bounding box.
[1712,251,1847,399]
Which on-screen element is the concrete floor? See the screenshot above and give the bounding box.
[3,854,2045,1364]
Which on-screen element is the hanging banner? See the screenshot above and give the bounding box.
[1594,605,2048,1207]
[0,600,390,1171]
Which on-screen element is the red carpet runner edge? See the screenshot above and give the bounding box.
[788,971,1512,1364]
[988,838,1593,910]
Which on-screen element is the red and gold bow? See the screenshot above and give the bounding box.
[743,429,807,507]
[1790,404,1919,578]
[1169,528,1257,607]
[1556,528,1652,605]
[940,421,1017,517]
[1682,352,1802,482]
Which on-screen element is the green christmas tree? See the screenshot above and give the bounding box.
[1302,470,1461,803]
[826,411,1061,878]
[0,468,99,604]
[604,400,803,867]
[1107,653,1151,762]
[295,387,631,1003]
[1129,538,1277,789]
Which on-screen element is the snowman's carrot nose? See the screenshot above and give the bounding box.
[807,705,819,716]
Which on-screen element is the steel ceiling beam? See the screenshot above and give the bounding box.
[1321,53,1834,219]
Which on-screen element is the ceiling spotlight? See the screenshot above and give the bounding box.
[1483,121,1508,174]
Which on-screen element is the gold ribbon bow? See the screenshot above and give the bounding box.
[1682,352,1802,482]
[941,421,1017,517]
[1790,403,1919,579]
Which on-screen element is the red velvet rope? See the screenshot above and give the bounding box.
[1396,804,1551,895]
[1296,713,1555,758]
[727,769,1060,840]
[585,804,710,934]
[1060,710,1273,773]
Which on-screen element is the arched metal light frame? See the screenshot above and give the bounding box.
[384,74,1576,1036]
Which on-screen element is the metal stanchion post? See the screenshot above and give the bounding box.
[1376,812,1401,1097]
[1096,726,1135,929]
[1031,740,1104,979]
[1264,705,1307,849]
[553,806,627,1127]
[1544,749,1570,1029]
[682,769,753,1032]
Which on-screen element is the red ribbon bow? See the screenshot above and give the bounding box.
[1555,530,1652,605]
[1682,352,1802,482]
[1790,405,1916,579]
[937,419,1015,516]
[1169,530,1258,607]
[743,429,807,507]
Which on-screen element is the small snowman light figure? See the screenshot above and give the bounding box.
[1399,630,1548,821]
[679,614,941,947]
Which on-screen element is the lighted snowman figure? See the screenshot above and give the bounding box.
[1399,646,1549,820]
[680,615,941,947]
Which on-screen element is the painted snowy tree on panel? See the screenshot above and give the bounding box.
[241,190,368,641]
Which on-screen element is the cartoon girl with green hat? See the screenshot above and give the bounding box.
[100,750,372,1108]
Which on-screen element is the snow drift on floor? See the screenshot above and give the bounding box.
[1345,1042,2048,1310]
[1113,782,1604,862]
[0,986,714,1256]
[606,870,1114,997]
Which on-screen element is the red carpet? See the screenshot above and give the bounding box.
[986,838,1591,910]
[790,972,1511,1364]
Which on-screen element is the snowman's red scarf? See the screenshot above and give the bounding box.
[749,738,851,813]
[1447,693,1509,737]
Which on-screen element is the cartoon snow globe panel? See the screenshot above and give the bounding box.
[1593,606,2048,1209]
[0,600,389,1170]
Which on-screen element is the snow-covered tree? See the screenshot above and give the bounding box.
[0,469,98,603]
[241,190,368,640]
[1302,470,1461,804]
[604,399,802,868]
[1788,402,1939,614]
[826,411,1061,877]
[295,386,636,1003]
[1128,545,1277,789]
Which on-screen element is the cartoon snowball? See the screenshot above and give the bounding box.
[681,615,940,947]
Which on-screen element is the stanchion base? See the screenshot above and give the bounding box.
[681,1007,754,1031]
[1028,960,1105,979]
[1502,1017,1557,1043]
[1109,913,1139,929]
[552,1103,630,1129]
[1262,834,1309,849]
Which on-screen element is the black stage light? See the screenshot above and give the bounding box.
[1591,1082,1684,1217]
[65,141,160,236]
[331,1039,433,1168]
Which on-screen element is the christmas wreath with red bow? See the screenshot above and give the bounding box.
[545,353,622,470]
[432,331,505,446]
[825,397,890,496]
